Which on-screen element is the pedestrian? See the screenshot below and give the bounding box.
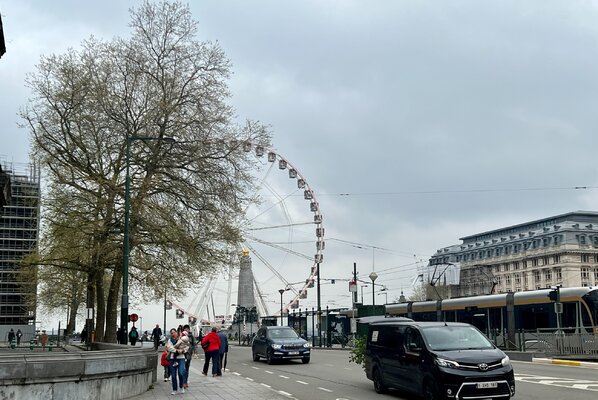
[165,328,187,395]
[182,324,196,388]
[7,328,15,346]
[129,326,139,346]
[80,327,88,344]
[217,327,229,374]
[160,349,171,382]
[40,330,48,351]
[201,326,222,377]
[151,324,162,350]
[16,329,22,346]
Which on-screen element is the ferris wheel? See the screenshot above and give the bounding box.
[170,141,324,326]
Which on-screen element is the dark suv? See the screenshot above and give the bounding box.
[365,321,515,400]
[252,326,311,364]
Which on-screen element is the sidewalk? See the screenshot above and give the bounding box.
[125,356,288,400]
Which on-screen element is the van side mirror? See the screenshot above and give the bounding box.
[408,343,422,352]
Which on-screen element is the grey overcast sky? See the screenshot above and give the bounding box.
[2,1,598,330]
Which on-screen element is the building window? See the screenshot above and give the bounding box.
[543,238,549,247]
[554,236,560,245]
[515,274,521,285]
[505,275,511,285]
[486,250,491,257]
[534,271,541,282]
[524,274,528,285]
[554,255,560,263]
[594,268,598,281]
[582,254,589,263]
[514,262,520,270]
[581,267,590,280]
[594,236,598,246]
[532,258,538,267]
[523,260,528,269]
[505,246,510,255]
[505,263,510,272]
[556,268,562,280]
[579,235,587,245]
[544,269,552,281]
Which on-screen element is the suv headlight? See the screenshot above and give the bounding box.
[501,356,511,367]
[271,344,282,349]
[435,358,460,369]
[303,342,311,348]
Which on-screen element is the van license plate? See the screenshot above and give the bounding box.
[476,382,498,389]
[288,351,299,355]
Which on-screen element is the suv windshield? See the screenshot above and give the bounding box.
[269,328,299,339]
[421,326,493,351]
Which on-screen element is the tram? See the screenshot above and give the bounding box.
[385,287,598,341]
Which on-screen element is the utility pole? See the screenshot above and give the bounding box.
[353,262,358,306]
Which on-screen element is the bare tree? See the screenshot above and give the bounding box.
[21,1,270,341]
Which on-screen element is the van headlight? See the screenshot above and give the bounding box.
[501,356,511,367]
[303,343,311,348]
[435,358,460,369]
[271,344,282,349]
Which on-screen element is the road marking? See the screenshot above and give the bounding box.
[279,375,290,379]
[515,373,598,392]
[241,363,248,366]
[261,383,271,388]
[232,372,241,376]
[296,380,309,385]
[318,387,333,392]
[246,377,254,382]
[278,390,293,397]
[252,366,260,369]
[265,370,274,374]
[343,367,352,370]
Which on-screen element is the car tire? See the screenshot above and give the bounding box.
[252,350,260,362]
[423,379,441,400]
[267,349,274,365]
[301,357,310,364]
[373,367,387,394]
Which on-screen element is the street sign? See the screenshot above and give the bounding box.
[349,281,357,292]
[129,313,139,322]
[554,303,563,314]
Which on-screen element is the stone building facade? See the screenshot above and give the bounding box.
[429,211,598,297]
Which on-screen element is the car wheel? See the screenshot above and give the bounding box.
[267,349,274,365]
[373,367,387,394]
[423,379,441,400]
[302,357,310,364]
[252,350,260,362]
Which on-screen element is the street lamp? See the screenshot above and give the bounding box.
[120,135,175,344]
[279,288,290,326]
[369,271,378,308]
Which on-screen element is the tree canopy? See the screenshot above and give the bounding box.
[21,1,271,341]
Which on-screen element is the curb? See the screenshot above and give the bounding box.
[533,357,598,368]
[550,359,581,366]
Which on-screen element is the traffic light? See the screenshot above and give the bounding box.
[547,286,560,302]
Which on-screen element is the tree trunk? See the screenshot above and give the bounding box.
[94,268,107,341]
[103,268,121,343]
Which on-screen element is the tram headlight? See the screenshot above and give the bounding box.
[501,356,511,367]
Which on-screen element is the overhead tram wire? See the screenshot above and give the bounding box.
[327,237,429,259]
[314,185,598,197]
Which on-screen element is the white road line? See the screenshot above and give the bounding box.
[241,363,248,366]
[296,380,309,385]
[252,366,260,369]
[246,377,254,382]
[278,390,293,397]
[343,367,352,370]
[233,372,241,376]
[265,370,274,374]
[261,383,272,388]
[279,375,290,379]
[318,387,333,392]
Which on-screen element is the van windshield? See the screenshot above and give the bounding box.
[421,326,493,351]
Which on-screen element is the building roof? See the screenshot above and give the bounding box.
[459,211,598,241]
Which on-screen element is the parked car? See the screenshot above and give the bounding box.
[365,320,515,400]
[252,326,311,364]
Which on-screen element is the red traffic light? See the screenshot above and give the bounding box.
[129,313,139,322]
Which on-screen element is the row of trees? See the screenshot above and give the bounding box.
[20,1,270,341]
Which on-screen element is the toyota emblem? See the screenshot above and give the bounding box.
[478,363,489,371]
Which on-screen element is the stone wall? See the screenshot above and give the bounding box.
[0,344,157,400]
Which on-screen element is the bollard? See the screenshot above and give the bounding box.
[10,340,16,350]
[48,342,53,352]
[29,340,34,351]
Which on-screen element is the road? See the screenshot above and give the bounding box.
[223,345,598,400]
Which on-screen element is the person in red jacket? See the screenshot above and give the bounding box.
[160,350,171,382]
[201,327,222,377]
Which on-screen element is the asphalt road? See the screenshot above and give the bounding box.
[224,345,598,400]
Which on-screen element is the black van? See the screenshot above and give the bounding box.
[365,321,515,400]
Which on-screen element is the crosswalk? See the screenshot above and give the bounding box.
[516,373,598,392]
